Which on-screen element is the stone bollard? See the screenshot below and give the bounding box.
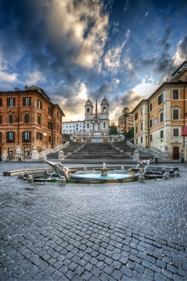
[169,169,174,177]
[134,149,140,161]
[121,166,124,171]
[138,173,145,183]
[174,170,180,177]
[27,175,34,183]
[163,172,169,180]
[84,166,87,172]
[59,176,66,186]
[58,150,64,160]
[42,154,47,162]
[31,146,39,160]
[18,173,24,180]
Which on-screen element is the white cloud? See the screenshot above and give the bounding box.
[133,78,158,98]
[47,0,109,70]
[24,70,46,86]
[124,0,131,13]
[104,30,130,73]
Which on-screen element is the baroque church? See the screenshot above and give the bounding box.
[62,97,112,142]
[84,97,109,133]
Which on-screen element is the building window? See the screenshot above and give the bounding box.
[36,132,42,140]
[150,103,152,112]
[173,109,179,120]
[87,123,89,128]
[140,108,143,116]
[48,107,52,115]
[23,131,31,142]
[49,136,52,142]
[150,135,152,141]
[9,115,14,124]
[87,108,90,114]
[135,113,138,120]
[160,112,163,122]
[140,122,143,131]
[154,118,158,126]
[135,125,138,133]
[150,119,152,128]
[103,122,106,128]
[8,147,14,156]
[158,93,163,105]
[37,99,42,109]
[0,115,2,124]
[103,107,106,113]
[23,97,31,106]
[24,148,30,156]
[173,90,178,100]
[0,98,2,106]
[136,139,138,144]
[7,98,15,107]
[7,132,15,143]
[38,115,41,125]
[160,130,164,138]
[57,112,59,119]
[48,122,52,130]
[173,128,179,136]
[141,136,143,143]
[0,132,2,143]
[24,114,29,123]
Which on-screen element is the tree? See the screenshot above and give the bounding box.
[122,107,130,135]
[109,124,118,135]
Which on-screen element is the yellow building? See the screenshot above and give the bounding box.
[131,61,187,161]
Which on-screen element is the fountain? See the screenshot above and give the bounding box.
[4,158,180,185]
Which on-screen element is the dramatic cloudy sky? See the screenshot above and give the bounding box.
[0,0,187,122]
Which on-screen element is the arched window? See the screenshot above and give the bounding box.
[103,107,106,113]
[103,122,105,128]
[87,108,90,113]
[87,123,89,128]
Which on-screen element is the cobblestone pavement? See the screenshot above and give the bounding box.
[0,162,187,281]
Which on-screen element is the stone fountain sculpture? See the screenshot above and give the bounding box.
[46,160,71,181]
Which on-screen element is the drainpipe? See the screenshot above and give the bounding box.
[18,93,20,145]
[183,84,187,149]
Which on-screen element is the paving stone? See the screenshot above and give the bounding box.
[154,273,166,281]
[120,265,133,277]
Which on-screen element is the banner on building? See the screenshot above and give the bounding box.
[182,126,187,136]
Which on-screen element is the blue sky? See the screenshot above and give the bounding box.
[0,0,187,122]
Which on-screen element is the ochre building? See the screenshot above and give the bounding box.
[131,61,187,161]
[0,85,65,160]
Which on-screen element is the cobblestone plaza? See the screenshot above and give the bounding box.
[0,162,187,281]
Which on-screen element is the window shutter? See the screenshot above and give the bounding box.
[22,132,25,142]
[13,98,15,106]
[0,115,2,124]
[23,97,26,106]
[7,98,10,106]
[0,132,2,143]
[29,132,31,142]
[6,132,8,142]
[0,98,2,106]
[13,132,15,143]
[29,97,31,105]
[41,133,43,141]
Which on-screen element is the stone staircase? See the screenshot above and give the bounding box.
[47,140,153,161]
[66,143,131,159]
[47,142,83,159]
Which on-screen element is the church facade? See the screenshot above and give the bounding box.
[62,97,117,142]
[84,97,109,133]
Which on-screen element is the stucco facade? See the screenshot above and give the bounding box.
[131,61,187,161]
[0,86,65,160]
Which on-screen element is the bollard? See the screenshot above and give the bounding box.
[163,172,169,180]
[138,174,145,183]
[174,170,180,177]
[59,176,66,186]
[27,175,34,183]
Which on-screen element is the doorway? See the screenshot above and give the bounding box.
[173,146,179,160]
